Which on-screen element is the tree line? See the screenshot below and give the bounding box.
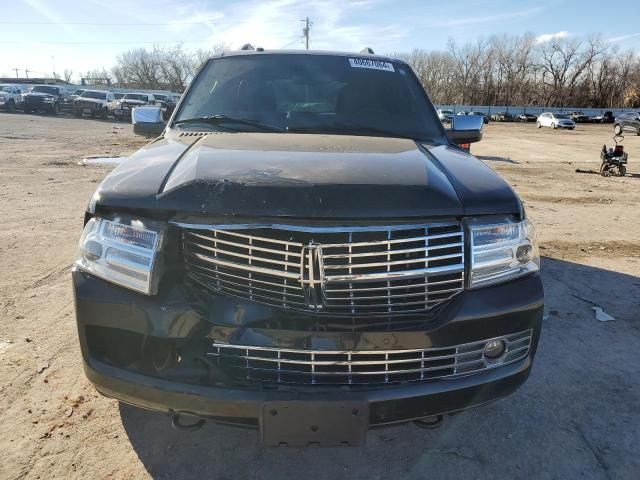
[95,33,640,108]
[394,34,640,108]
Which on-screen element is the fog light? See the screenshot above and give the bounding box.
[516,244,533,263]
[483,339,506,359]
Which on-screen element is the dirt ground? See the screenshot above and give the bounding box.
[0,113,639,480]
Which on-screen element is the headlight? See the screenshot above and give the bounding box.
[468,218,539,288]
[74,217,164,294]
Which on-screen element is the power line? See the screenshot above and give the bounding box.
[280,37,303,49]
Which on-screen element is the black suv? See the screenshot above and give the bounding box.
[614,112,640,135]
[73,51,543,446]
[23,85,65,114]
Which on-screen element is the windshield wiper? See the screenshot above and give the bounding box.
[174,115,284,132]
[287,123,416,140]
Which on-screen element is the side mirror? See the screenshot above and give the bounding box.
[446,114,483,145]
[132,106,165,137]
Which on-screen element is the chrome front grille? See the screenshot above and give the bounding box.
[208,330,532,385]
[76,100,98,110]
[182,222,465,315]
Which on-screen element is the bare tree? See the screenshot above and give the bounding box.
[63,69,74,83]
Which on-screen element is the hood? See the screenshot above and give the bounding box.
[26,92,56,98]
[121,99,147,105]
[76,97,104,104]
[94,132,521,219]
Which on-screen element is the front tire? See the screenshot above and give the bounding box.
[614,124,623,135]
[619,165,627,176]
[536,121,541,129]
[551,123,556,129]
[52,103,60,115]
[6,101,15,113]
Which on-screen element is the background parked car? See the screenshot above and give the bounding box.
[153,93,178,120]
[517,113,537,122]
[536,112,576,130]
[490,112,514,122]
[23,85,65,114]
[73,90,118,119]
[591,111,614,123]
[0,84,24,112]
[613,112,640,135]
[566,111,589,123]
[467,111,489,123]
[114,92,155,120]
[437,108,453,124]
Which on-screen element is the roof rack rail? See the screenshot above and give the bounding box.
[360,47,375,54]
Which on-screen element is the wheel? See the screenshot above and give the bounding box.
[569,127,575,130]
[73,108,81,117]
[614,124,623,135]
[52,103,60,115]
[551,123,556,129]
[101,107,108,119]
[619,165,627,176]
[536,121,541,129]
[6,101,15,113]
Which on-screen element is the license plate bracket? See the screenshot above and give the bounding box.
[261,400,368,447]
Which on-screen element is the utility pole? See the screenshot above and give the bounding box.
[302,17,312,50]
[13,68,19,79]
[25,69,29,79]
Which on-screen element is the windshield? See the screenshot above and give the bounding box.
[154,94,167,101]
[0,86,12,92]
[555,114,569,119]
[124,94,149,102]
[72,90,85,96]
[32,86,59,95]
[81,91,107,100]
[440,110,453,115]
[175,54,444,140]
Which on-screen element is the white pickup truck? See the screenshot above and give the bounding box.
[0,84,24,112]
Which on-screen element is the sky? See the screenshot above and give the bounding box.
[1,0,639,80]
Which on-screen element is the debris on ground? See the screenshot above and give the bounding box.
[64,407,73,418]
[0,340,13,353]
[80,156,127,166]
[592,306,615,322]
[36,362,49,374]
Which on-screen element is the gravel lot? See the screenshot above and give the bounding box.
[0,113,639,480]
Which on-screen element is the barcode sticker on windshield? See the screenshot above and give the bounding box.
[348,58,395,72]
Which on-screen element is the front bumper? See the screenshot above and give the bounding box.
[73,269,543,443]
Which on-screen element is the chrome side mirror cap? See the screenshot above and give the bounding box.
[132,106,165,137]
[446,114,483,145]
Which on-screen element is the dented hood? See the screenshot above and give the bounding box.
[94,132,521,219]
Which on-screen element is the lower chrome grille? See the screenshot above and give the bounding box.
[207,330,532,385]
[181,222,465,316]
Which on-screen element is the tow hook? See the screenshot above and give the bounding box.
[413,414,445,429]
[171,413,206,432]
